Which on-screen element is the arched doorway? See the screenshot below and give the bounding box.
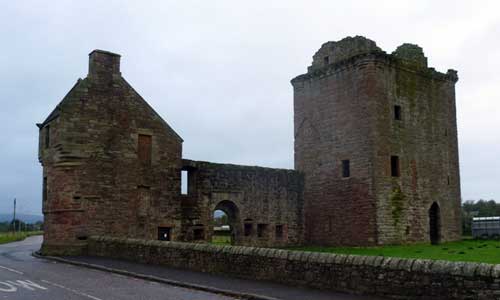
[212,200,240,245]
[213,210,230,244]
[429,202,441,245]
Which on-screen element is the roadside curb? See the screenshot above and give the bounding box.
[32,252,279,300]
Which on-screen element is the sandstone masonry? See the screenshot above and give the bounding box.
[88,236,500,300]
[38,36,462,255]
[38,50,303,255]
[292,36,461,246]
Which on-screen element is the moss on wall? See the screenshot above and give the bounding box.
[390,186,405,226]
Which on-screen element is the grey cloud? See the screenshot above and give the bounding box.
[1,0,498,215]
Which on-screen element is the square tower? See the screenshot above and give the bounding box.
[292,36,461,246]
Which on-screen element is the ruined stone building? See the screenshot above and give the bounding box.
[292,37,461,246]
[38,36,461,255]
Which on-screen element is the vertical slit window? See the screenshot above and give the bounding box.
[43,177,47,202]
[391,156,400,177]
[181,170,188,195]
[342,160,350,178]
[394,105,402,121]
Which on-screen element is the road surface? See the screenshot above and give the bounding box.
[0,236,386,300]
[0,236,236,300]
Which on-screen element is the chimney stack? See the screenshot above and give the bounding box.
[88,49,121,80]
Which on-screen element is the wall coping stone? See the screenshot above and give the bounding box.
[88,236,499,279]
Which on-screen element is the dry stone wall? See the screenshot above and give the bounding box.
[88,236,500,300]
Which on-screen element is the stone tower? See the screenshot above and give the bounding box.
[292,36,461,246]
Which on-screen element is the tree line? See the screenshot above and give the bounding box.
[462,199,500,235]
[0,220,43,232]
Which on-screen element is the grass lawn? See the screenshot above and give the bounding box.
[286,239,500,264]
[0,231,43,245]
[211,235,231,245]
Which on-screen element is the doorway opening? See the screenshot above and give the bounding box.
[429,202,441,245]
[212,200,240,245]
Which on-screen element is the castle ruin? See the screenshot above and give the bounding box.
[38,36,461,255]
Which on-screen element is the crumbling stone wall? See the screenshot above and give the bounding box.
[39,35,462,255]
[373,45,461,244]
[180,159,304,247]
[292,36,461,246]
[38,50,304,255]
[88,236,500,300]
[38,50,184,255]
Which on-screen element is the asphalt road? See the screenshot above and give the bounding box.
[0,236,386,300]
[0,236,236,300]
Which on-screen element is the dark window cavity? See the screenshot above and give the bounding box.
[158,227,171,241]
[193,228,204,240]
[275,225,284,239]
[138,134,152,165]
[43,177,47,202]
[257,224,268,238]
[342,160,350,178]
[45,125,50,148]
[244,223,253,236]
[394,105,402,121]
[324,56,330,65]
[391,156,400,177]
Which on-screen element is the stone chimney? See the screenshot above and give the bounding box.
[88,49,121,80]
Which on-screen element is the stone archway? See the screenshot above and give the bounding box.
[213,200,241,245]
[429,202,441,245]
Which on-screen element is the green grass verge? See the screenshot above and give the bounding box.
[0,231,43,245]
[211,235,231,245]
[285,239,500,264]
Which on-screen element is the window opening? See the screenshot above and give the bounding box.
[342,160,350,178]
[181,170,188,195]
[391,156,400,177]
[244,223,253,236]
[158,227,171,241]
[257,224,268,238]
[193,228,204,240]
[394,105,402,120]
[43,177,47,202]
[275,225,284,239]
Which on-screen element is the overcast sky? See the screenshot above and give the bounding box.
[1,1,499,215]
